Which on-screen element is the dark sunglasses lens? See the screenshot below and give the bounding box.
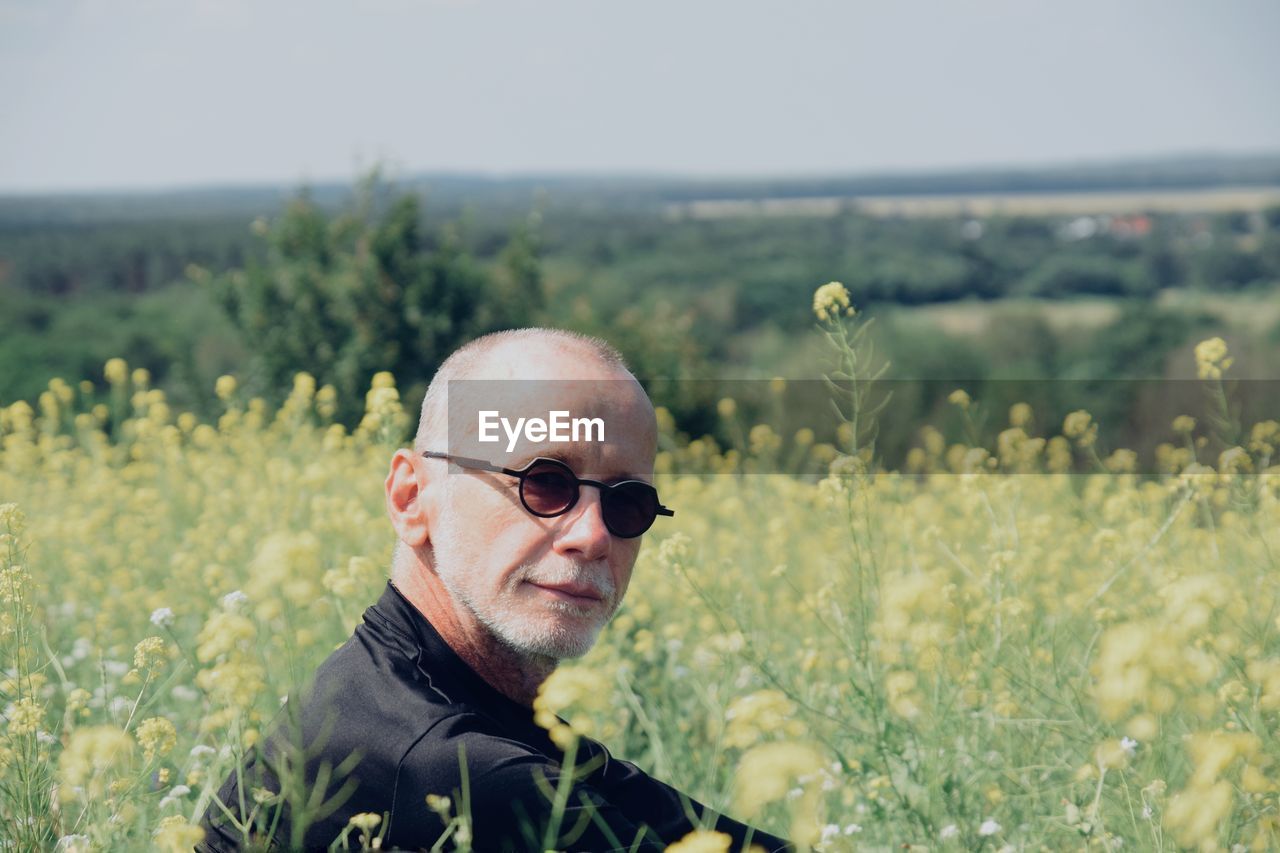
[521,463,578,516]
[603,483,659,538]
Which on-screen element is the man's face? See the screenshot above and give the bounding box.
[427,365,658,660]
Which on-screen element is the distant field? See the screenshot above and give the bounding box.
[670,184,1280,219]
[906,289,1280,340]
[906,298,1123,337]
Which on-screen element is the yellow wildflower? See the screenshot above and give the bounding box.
[214,375,238,401]
[195,611,256,662]
[137,717,177,762]
[153,816,205,853]
[425,793,452,817]
[724,690,805,748]
[104,358,128,386]
[1194,337,1232,380]
[812,281,853,321]
[667,830,732,853]
[58,726,135,800]
[733,741,826,816]
[1218,446,1251,474]
[533,666,607,750]
[134,636,168,671]
[1063,410,1093,441]
[7,697,43,736]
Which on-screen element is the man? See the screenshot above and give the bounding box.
[199,329,791,851]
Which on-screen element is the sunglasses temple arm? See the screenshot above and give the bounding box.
[656,507,675,517]
[422,452,507,475]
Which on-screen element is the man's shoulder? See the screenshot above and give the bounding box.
[290,614,555,775]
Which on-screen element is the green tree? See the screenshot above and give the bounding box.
[215,175,539,422]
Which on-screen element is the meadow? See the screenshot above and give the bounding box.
[1,288,1278,851]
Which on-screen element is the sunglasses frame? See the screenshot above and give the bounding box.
[421,451,674,539]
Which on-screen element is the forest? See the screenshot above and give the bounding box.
[3,157,1279,464]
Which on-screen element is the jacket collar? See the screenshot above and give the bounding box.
[370,580,531,715]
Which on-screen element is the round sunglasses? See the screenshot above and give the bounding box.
[422,452,674,539]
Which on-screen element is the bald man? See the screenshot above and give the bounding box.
[198,329,791,852]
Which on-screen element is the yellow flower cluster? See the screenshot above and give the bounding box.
[152,815,205,853]
[133,635,168,672]
[533,664,616,750]
[1165,732,1270,849]
[136,717,177,762]
[812,281,854,322]
[723,689,806,748]
[57,726,134,803]
[734,741,827,842]
[1193,336,1233,380]
[666,829,733,853]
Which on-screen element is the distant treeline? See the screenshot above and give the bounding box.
[4,152,1279,225]
[2,161,1280,449]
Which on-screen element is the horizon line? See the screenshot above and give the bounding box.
[3,147,1280,200]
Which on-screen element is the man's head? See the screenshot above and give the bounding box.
[386,329,659,662]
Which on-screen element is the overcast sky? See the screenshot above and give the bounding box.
[2,0,1278,192]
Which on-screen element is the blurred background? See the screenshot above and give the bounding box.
[3,0,1279,453]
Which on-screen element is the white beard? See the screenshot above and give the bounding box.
[430,507,619,660]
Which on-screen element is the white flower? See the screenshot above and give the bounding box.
[979,819,1001,837]
[149,607,175,628]
[1141,805,1153,820]
[1120,736,1138,756]
[55,836,91,852]
[220,590,249,612]
[820,825,840,844]
[940,824,959,840]
[158,784,192,810]
[189,744,217,759]
[843,823,862,834]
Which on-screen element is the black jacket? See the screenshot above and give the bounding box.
[198,581,792,852]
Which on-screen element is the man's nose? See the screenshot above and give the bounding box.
[553,488,611,561]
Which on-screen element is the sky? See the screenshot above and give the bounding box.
[2,0,1278,193]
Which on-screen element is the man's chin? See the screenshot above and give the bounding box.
[495,615,604,661]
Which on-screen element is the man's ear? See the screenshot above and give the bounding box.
[385,449,434,548]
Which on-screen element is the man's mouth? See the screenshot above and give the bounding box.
[526,580,605,604]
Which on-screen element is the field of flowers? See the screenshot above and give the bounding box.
[2,295,1279,851]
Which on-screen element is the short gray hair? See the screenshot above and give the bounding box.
[413,327,628,453]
